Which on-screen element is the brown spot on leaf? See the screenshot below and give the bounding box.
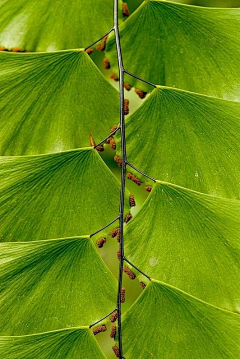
[129,194,136,207]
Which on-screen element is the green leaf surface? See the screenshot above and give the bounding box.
[0,0,114,51]
[123,281,240,359]
[0,148,128,242]
[125,181,240,312]
[0,328,106,358]
[117,87,240,199]
[0,50,119,155]
[0,237,117,335]
[106,0,240,99]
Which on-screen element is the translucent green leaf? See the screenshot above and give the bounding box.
[106,0,240,99]
[0,50,119,155]
[123,281,240,359]
[0,148,127,242]
[117,87,240,198]
[0,0,114,51]
[0,328,106,358]
[0,237,116,335]
[125,181,240,312]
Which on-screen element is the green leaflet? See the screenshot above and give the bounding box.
[116,87,240,199]
[0,328,106,358]
[0,0,113,51]
[0,237,117,335]
[125,181,240,312]
[0,148,128,241]
[123,281,240,359]
[106,0,240,99]
[0,50,119,155]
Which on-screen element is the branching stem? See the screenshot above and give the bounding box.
[114,0,126,357]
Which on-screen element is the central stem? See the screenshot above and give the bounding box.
[114,0,126,358]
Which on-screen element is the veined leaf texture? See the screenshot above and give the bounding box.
[0,0,239,358]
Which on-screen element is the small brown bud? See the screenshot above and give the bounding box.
[124,99,129,115]
[96,36,108,51]
[110,125,118,134]
[110,73,119,81]
[110,228,120,238]
[122,2,130,17]
[110,310,118,322]
[11,47,22,52]
[92,325,107,335]
[112,345,120,357]
[127,172,142,186]
[135,88,147,99]
[140,282,146,289]
[124,83,132,91]
[121,288,126,303]
[110,325,117,339]
[96,238,106,248]
[125,214,133,223]
[129,194,136,207]
[124,266,136,280]
[95,144,104,152]
[103,57,110,69]
[145,185,153,192]
[86,48,94,55]
[114,155,122,167]
[110,137,116,150]
[117,249,121,260]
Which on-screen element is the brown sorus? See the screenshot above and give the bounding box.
[121,288,126,303]
[140,282,146,289]
[110,228,120,238]
[112,345,120,357]
[103,57,110,69]
[114,155,122,167]
[135,88,147,99]
[0,46,6,51]
[124,83,132,91]
[116,231,120,243]
[129,194,136,207]
[145,185,153,192]
[125,213,133,223]
[127,172,142,186]
[96,238,106,248]
[96,36,108,51]
[110,310,118,322]
[92,325,107,335]
[86,48,94,55]
[110,73,119,81]
[105,136,112,144]
[96,144,104,152]
[110,124,118,134]
[122,2,130,17]
[110,325,117,339]
[117,249,121,260]
[124,266,136,280]
[89,133,95,147]
[124,99,130,115]
[11,47,22,52]
[110,137,116,150]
